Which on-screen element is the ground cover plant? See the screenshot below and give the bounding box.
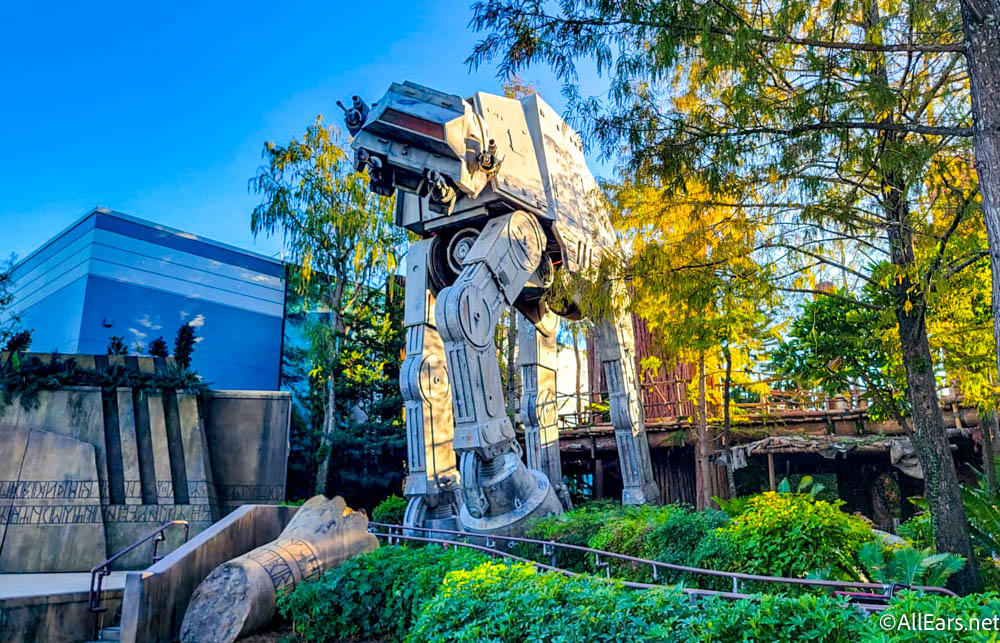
[280,545,999,642]
[519,491,887,590]
[277,545,487,642]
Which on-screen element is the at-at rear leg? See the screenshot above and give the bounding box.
[595,309,661,505]
[399,239,460,530]
[518,310,572,510]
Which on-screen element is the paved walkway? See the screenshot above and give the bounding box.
[0,572,128,599]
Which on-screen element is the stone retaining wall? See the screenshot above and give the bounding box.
[0,354,291,573]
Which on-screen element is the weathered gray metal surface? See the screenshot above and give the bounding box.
[346,81,661,533]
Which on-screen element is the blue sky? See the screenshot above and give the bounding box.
[0,1,606,262]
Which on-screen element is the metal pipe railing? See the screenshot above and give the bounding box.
[88,519,190,640]
[368,529,757,603]
[369,521,956,600]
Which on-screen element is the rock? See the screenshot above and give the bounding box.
[179,495,378,643]
[873,528,906,546]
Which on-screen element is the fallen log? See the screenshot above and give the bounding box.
[180,495,377,643]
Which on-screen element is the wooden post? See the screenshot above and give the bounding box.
[767,453,776,491]
[594,458,604,499]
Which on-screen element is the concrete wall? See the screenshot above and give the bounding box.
[0,381,290,573]
[0,586,124,643]
[202,391,290,514]
[119,504,297,643]
[0,426,106,573]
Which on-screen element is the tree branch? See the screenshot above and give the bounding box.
[775,286,884,310]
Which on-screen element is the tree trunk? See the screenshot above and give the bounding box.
[960,0,1000,416]
[505,312,518,418]
[722,342,736,497]
[696,350,714,510]
[863,0,981,587]
[314,309,342,496]
[883,163,981,594]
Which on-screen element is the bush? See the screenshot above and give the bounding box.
[410,560,869,642]
[587,504,673,580]
[711,491,876,581]
[857,591,1000,642]
[520,500,730,581]
[651,505,730,584]
[282,544,987,643]
[409,560,696,642]
[897,512,935,550]
[278,545,486,642]
[373,494,408,524]
[521,499,621,572]
[583,503,730,582]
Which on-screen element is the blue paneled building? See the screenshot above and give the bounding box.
[4,207,286,390]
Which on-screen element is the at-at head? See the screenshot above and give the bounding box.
[342,82,499,216]
[342,81,612,298]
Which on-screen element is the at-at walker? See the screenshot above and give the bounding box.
[341,81,660,535]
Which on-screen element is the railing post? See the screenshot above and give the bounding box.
[548,542,557,568]
[594,553,610,578]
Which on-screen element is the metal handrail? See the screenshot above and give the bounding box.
[368,529,756,601]
[88,520,190,639]
[369,521,957,600]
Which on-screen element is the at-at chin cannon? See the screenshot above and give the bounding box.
[342,81,660,535]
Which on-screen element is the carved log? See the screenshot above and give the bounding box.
[179,495,378,643]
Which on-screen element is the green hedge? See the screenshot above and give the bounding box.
[277,545,486,642]
[410,560,868,642]
[373,494,408,524]
[699,492,875,583]
[520,501,729,583]
[282,546,1000,642]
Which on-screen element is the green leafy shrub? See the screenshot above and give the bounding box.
[651,505,730,583]
[683,593,867,643]
[281,544,986,643]
[711,491,876,581]
[520,499,620,572]
[521,500,729,581]
[373,494,407,524]
[410,560,696,642]
[687,528,746,591]
[858,541,965,587]
[857,591,1000,642]
[587,504,673,580]
[897,511,935,549]
[278,545,486,642]
[584,503,730,582]
[410,560,868,642]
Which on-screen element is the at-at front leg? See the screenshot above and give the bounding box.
[435,211,563,535]
[595,306,661,505]
[518,310,571,510]
[399,239,460,531]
